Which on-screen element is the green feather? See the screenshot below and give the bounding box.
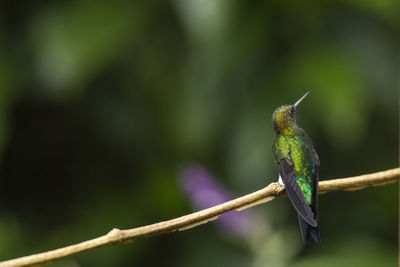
[273,130,314,204]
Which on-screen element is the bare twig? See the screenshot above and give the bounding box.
[1,167,399,267]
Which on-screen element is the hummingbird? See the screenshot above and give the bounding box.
[272,92,320,243]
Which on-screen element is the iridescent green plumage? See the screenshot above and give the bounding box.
[273,125,316,203]
[272,92,320,243]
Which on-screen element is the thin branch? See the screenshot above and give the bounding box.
[1,167,399,267]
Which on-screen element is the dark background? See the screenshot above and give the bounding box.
[0,1,398,266]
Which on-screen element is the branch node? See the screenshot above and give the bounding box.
[108,228,121,235]
[107,228,132,244]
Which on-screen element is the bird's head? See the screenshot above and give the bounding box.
[272,92,309,135]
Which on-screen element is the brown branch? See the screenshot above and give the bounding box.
[1,167,399,267]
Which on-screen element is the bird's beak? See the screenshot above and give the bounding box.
[294,92,309,108]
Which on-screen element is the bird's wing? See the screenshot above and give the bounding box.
[310,148,320,215]
[301,129,320,216]
[277,153,318,227]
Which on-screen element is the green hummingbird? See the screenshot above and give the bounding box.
[272,92,320,243]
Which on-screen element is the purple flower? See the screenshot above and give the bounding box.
[178,163,261,237]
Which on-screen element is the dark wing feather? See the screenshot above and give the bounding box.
[310,148,320,216]
[301,129,320,217]
[277,154,318,227]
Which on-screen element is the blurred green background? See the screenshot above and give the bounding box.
[0,1,398,266]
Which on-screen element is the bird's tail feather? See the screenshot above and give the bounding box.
[298,216,320,243]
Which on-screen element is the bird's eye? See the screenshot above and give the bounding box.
[289,108,295,114]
